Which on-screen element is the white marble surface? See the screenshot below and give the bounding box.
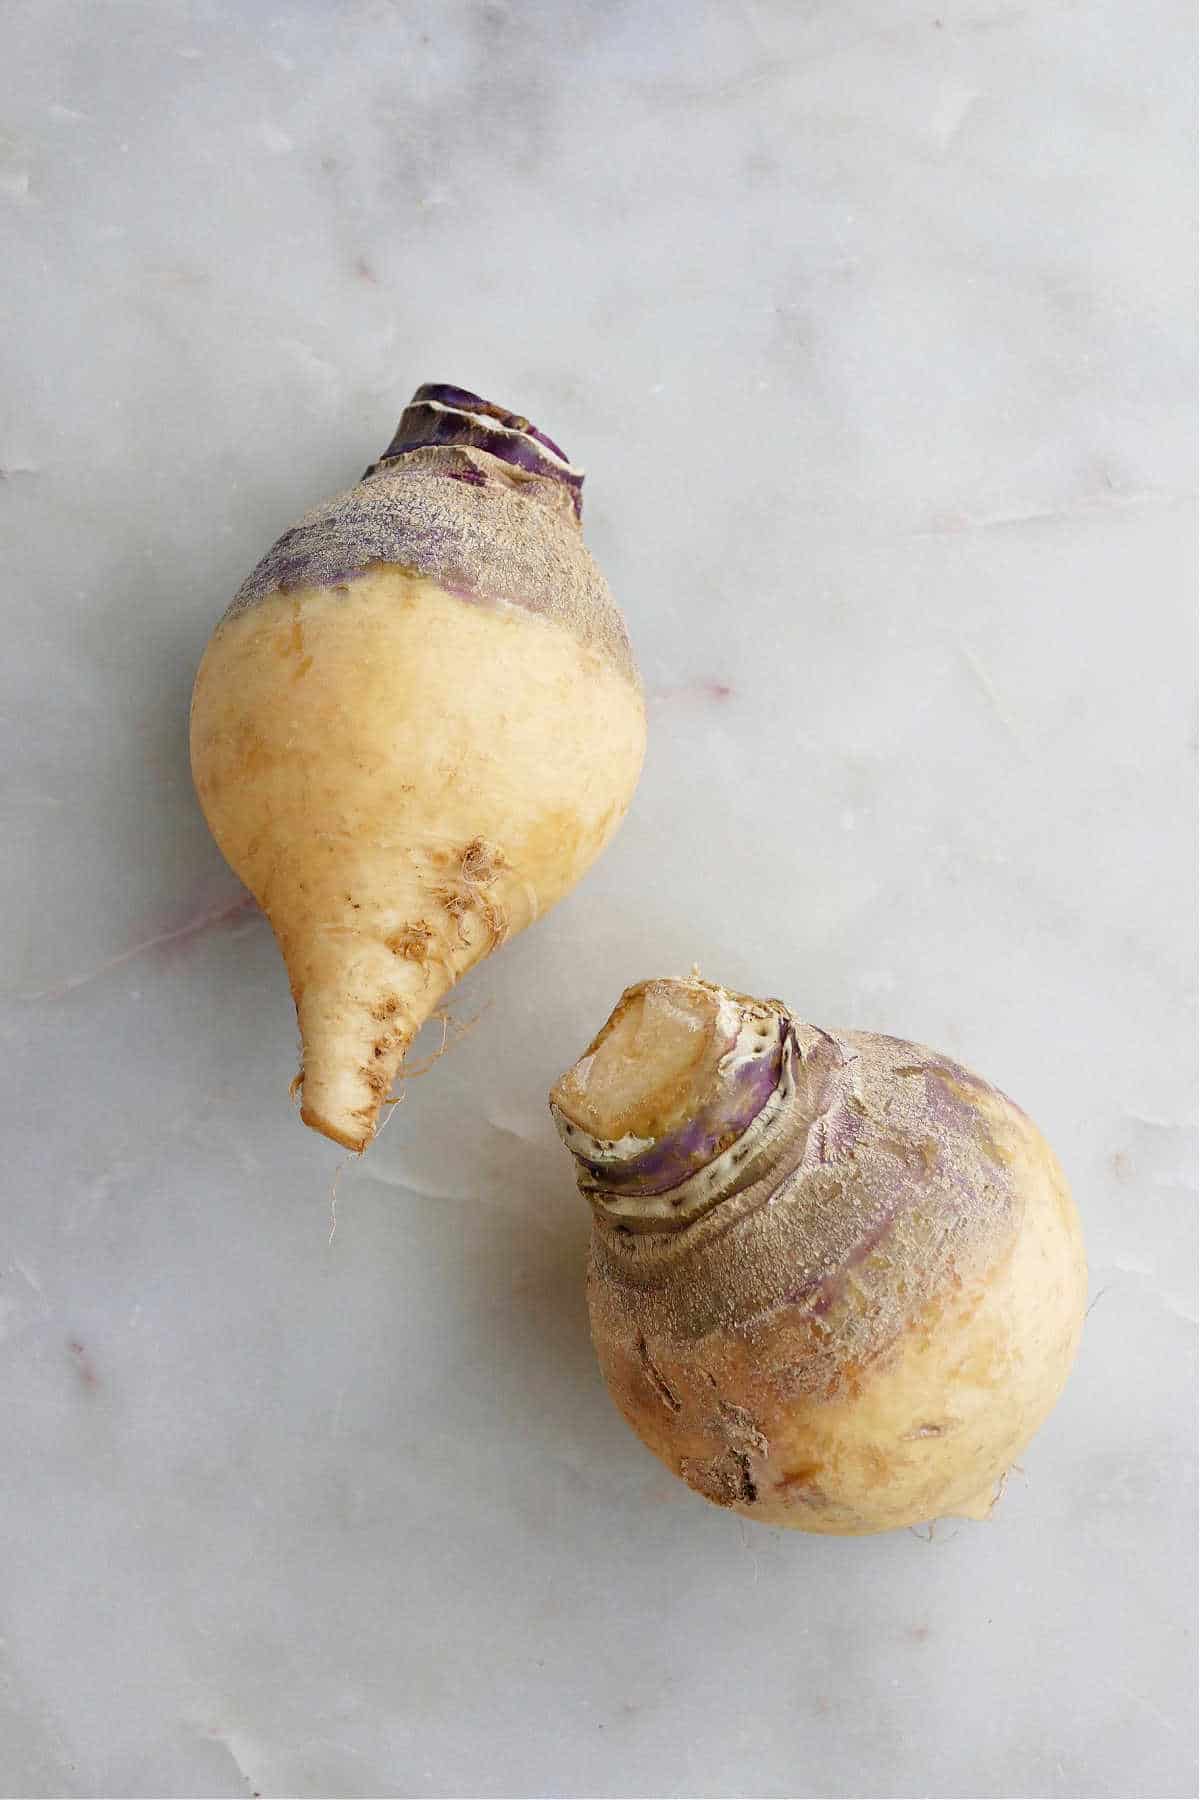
[2,2,1196,1796]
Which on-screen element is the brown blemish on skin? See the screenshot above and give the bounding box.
[717,1399,769,1458]
[779,1462,824,1490]
[433,840,510,946]
[281,600,313,680]
[435,888,475,943]
[387,922,434,961]
[635,1332,682,1414]
[672,1393,771,1507]
[459,837,504,885]
[679,1447,759,1508]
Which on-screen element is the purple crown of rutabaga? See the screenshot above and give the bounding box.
[366,383,586,519]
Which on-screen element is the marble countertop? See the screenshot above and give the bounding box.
[2,3,1195,1796]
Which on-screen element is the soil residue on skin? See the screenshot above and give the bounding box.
[386,922,435,963]
[435,838,509,946]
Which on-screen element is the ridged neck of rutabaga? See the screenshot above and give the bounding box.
[223,382,637,682]
[550,979,795,1233]
[363,382,586,521]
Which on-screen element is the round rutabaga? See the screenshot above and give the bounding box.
[191,385,645,1150]
[551,977,1086,1535]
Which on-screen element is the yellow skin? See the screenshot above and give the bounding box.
[191,568,645,1148]
[554,979,1087,1535]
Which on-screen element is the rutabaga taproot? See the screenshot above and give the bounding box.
[191,385,645,1151]
[551,977,1086,1535]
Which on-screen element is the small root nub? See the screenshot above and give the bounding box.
[387,922,435,961]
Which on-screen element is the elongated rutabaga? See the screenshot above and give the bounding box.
[191,385,645,1150]
[551,977,1086,1535]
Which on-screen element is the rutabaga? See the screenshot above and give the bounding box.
[552,977,1086,1535]
[191,385,645,1150]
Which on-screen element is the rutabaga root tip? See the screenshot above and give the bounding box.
[295,1005,482,1150]
[299,1104,373,1155]
[293,1016,418,1154]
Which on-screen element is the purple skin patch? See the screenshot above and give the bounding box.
[364,383,585,519]
[576,1021,786,1199]
[780,1039,1019,1316]
[890,1050,1030,1140]
[783,1206,898,1314]
[805,1098,866,1167]
[222,382,638,683]
[411,383,574,466]
[780,1033,915,1311]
